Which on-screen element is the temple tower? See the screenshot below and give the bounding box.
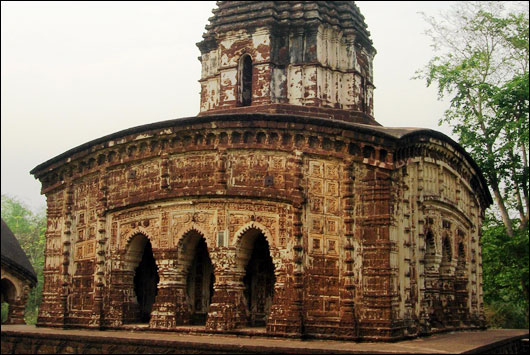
[197,1,378,124]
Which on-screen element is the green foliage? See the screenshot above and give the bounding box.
[416,1,529,237]
[1,302,8,323]
[1,194,46,324]
[417,1,529,329]
[481,216,529,328]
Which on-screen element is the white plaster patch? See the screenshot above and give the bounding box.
[220,37,236,51]
[134,134,153,141]
[252,34,270,61]
[221,54,230,67]
[224,88,235,102]
[271,68,286,102]
[287,66,303,105]
[221,70,237,86]
[201,79,220,112]
[303,67,317,99]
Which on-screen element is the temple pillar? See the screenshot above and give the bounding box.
[91,171,108,328]
[59,184,74,326]
[5,285,31,324]
[266,263,303,336]
[440,260,457,327]
[150,263,189,328]
[104,254,137,328]
[422,254,441,331]
[339,158,357,337]
[206,269,246,331]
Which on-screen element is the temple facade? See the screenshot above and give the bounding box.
[30,1,491,341]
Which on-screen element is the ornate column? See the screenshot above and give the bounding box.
[90,169,108,328]
[104,249,141,327]
[423,249,442,330]
[104,260,132,327]
[206,265,246,331]
[37,189,67,327]
[266,220,304,336]
[6,284,31,324]
[339,158,357,337]
[440,259,457,327]
[60,183,74,325]
[356,163,394,338]
[454,249,469,326]
[149,251,187,328]
[267,150,307,336]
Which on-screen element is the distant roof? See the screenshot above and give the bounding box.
[1,219,37,286]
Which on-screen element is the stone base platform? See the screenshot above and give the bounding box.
[1,325,528,354]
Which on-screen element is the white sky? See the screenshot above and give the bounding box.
[1,1,456,212]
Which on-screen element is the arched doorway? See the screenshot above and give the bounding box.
[238,228,276,327]
[1,278,17,323]
[126,234,159,323]
[179,230,214,325]
[186,237,214,324]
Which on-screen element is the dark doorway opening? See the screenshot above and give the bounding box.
[243,233,275,327]
[133,240,159,323]
[186,237,214,325]
[1,278,16,323]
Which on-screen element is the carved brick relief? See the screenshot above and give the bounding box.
[305,157,342,324]
[227,150,290,191]
[168,153,216,189]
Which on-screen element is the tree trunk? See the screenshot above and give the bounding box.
[521,143,530,228]
[491,183,515,238]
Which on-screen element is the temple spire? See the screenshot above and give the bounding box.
[197,1,378,125]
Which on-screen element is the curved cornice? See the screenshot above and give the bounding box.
[30,113,492,209]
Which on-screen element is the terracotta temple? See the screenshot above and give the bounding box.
[30,1,492,341]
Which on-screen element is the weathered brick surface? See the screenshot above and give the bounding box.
[29,1,492,342]
[30,115,491,340]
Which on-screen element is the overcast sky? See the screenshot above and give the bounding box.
[1,1,457,212]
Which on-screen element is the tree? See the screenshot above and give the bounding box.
[416,1,529,328]
[482,214,529,327]
[416,1,529,236]
[1,195,46,324]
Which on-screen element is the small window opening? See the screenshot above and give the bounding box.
[239,55,253,106]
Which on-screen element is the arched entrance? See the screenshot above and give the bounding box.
[238,228,276,327]
[125,234,159,323]
[1,278,17,323]
[179,230,214,325]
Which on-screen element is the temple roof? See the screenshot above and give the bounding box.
[1,219,37,286]
[199,1,374,52]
